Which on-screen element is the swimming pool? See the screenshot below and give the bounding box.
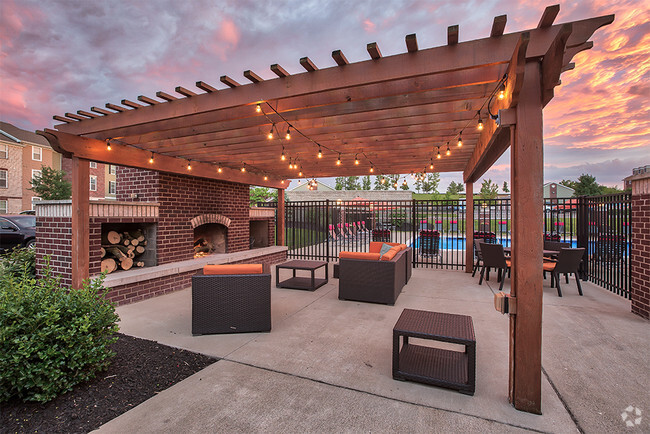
[411,237,579,250]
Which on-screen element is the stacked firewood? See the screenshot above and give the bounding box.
[100,230,147,273]
[193,238,213,257]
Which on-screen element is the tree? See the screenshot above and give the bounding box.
[335,176,361,190]
[373,175,389,190]
[572,174,601,196]
[362,175,371,190]
[249,187,277,205]
[478,178,499,200]
[559,179,577,190]
[384,174,400,190]
[422,173,440,194]
[29,166,71,200]
[502,181,509,193]
[335,177,346,190]
[446,180,464,195]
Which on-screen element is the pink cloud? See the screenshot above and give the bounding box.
[363,19,376,33]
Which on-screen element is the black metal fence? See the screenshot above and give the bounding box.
[262,193,631,298]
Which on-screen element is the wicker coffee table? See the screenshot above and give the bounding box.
[393,309,476,395]
[276,260,328,291]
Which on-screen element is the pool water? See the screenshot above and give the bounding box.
[411,237,579,250]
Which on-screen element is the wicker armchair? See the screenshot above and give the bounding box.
[192,264,271,335]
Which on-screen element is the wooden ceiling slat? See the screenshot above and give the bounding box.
[105,103,127,112]
[77,110,98,118]
[220,75,240,88]
[300,57,318,72]
[448,25,459,45]
[122,99,144,109]
[538,5,560,28]
[270,63,290,77]
[195,81,218,92]
[491,15,507,37]
[243,70,264,83]
[53,115,75,123]
[65,112,88,121]
[175,86,197,97]
[332,50,349,66]
[405,34,418,52]
[91,106,113,115]
[138,95,159,105]
[367,42,382,59]
[156,91,178,101]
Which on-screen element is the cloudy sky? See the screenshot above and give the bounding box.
[1,0,648,191]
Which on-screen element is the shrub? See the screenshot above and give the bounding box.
[0,247,36,279]
[0,261,119,402]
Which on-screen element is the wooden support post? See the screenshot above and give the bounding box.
[465,182,474,273]
[71,156,90,289]
[509,61,544,414]
[277,189,286,246]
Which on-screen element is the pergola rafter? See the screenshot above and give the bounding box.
[37,5,614,415]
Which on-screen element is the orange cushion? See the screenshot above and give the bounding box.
[543,261,556,272]
[380,246,401,261]
[382,242,405,251]
[505,259,512,268]
[339,251,379,261]
[340,251,381,260]
[203,264,263,275]
[368,242,383,254]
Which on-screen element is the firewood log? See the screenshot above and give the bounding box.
[128,230,145,242]
[122,232,139,246]
[101,258,117,273]
[135,246,145,255]
[119,257,133,270]
[102,231,122,245]
[106,246,127,260]
[100,247,106,257]
[134,261,145,267]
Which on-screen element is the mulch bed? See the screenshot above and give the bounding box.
[1,333,217,434]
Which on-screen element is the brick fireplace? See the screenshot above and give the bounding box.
[35,168,285,305]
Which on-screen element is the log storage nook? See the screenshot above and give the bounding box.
[37,5,612,414]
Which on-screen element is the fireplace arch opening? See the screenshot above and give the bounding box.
[191,214,231,257]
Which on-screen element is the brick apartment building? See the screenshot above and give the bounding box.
[0,122,115,214]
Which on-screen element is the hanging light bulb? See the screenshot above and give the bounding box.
[267,125,274,140]
[369,165,374,173]
[437,147,441,159]
[288,158,293,169]
[429,158,434,170]
[446,142,451,156]
[264,175,268,181]
[106,140,112,151]
[380,176,386,184]
[280,147,286,161]
[256,104,262,113]
[298,167,303,177]
[285,126,291,140]
[457,133,463,147]
[393,181,398,189]
[336,154,341,166]
[241,163,246,172]
[281,180,285,184]
[187,161,192,171]
[317,146,322,159]
[477,111,483,131]
[403,179,408,186]
[149,152,154,164]
[354,154,359,165]
[498,83,506,100]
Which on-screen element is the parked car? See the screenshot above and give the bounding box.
[19,210,36,215]
[0,215,36,253]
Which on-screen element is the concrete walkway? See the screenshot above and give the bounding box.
[97,266,648,433]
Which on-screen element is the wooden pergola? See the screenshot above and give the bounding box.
[39,5,612,414]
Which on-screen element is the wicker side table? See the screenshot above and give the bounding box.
[392,309,476,395]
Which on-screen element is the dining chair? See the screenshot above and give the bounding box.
[543,247,585,297]
[472,239,484,278]
[478,242,511,291]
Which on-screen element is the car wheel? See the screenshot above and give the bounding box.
[25,239,36,249]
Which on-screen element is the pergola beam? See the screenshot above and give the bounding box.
[491,15,507,37]
[448,25,459,45]
[538,5,560,28]
[332,50,349,66]
[195,81,218,93]
[541,24,573,106]
[405,33,418,52]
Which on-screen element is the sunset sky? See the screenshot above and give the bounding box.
[1,0,648,190]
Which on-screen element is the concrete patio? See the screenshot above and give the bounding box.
[97,265,648,433]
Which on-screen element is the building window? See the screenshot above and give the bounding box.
[108,180,116,195]
[0,200,6,213]
[32,169,42,180]
[89,161,97,169]
[90,175,97,191]
[0,169,7,188]
[31,196,41,210]
[32,146,42,161]
[0,144,7,159]
[108,164,117,175]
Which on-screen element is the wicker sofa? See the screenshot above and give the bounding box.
[191,264,271,335]
[338,242,411,305]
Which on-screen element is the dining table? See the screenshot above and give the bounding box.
[503,247,560,257]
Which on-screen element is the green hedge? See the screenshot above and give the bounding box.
[0,255,120,403]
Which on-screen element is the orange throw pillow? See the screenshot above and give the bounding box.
[368,242,383,253]
[380,246,401,261]
[203,264,263,275]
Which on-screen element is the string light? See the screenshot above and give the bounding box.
[429,158,434,170]
[106,140,112,151]
[437,147,441,159]
[380,176,386,184]
[256,104,262,113]
[149,152,154,164]
[288,158,293,169]
[187,160,192,171]
[354,154,359,165]
[477,110,484,131]
[285,126,291,140]
[298,167,303,177]
[267,125,274,140]
[281,147,286,161]
[317,146,322,159]
[241,162,246,172]
[336,154,342,166]
[393,181,398,189]
[217,164,222,173]
[264,175,268,181]
[498,83,506,100]
[370,165,374,173]
[403,179,408,186]
[281,180,285,184]
[446,142,451,156]
[457,133,463,147]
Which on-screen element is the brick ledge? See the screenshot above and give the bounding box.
[99,246,288,288]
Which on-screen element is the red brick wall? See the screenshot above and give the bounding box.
[106,250,287,305]
[630,193,650,319]
[116,168,251,263]
[35,217,72,287]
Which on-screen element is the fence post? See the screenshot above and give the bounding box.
[326,199,330,261]
[576,195,588,280]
